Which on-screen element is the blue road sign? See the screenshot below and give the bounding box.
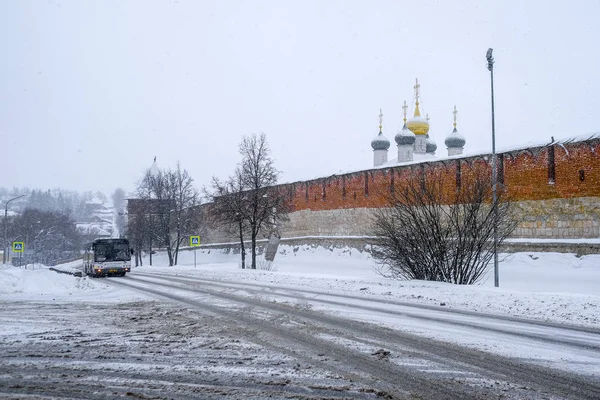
[13,242,24,252]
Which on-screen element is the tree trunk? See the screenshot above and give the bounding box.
[174,236,180,265]
[250,231,257,269]
[165,234,174,266]
[238,220,245,269]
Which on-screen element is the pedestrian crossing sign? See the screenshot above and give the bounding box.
[13,242,24,253]
[190,236,200,246]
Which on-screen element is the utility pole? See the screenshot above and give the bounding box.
[486,48,499,288]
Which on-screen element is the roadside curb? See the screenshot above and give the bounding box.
[49,267,83,277]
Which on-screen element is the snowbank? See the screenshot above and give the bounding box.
[0,261,147,302]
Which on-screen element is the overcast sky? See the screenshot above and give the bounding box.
[1,0,599,196]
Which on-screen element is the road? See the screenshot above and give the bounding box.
[1,270,599,399]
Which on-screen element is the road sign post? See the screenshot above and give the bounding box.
[12,242,24,268]
[190,236,200,268]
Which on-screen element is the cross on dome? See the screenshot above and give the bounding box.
[445,104,466,151]
[453,105,458,128]
[413,78,422,117]
[414,78,421,106]
[371,108,390,153]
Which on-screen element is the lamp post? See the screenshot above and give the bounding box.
[3,194,26,264]
[486,48,499,288]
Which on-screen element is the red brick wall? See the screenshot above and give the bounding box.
[283,138,600,212]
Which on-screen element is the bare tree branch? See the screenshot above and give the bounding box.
[132,164,199,266]
[372,167,516,284]
[204,133,290,269]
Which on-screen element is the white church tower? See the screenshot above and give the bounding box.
[395,100,415,162]
[368,79,466,167]
[371,109,390,167]
[445,106,466,156]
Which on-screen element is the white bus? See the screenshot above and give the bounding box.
[83,238,132,277]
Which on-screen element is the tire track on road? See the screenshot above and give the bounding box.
[110,275,600,399]
[108,277,486,399]
[134,272,600,352]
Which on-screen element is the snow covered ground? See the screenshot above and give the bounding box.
[2,245,599,399]
[1,245,599,328]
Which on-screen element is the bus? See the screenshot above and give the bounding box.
[83,238,132,277]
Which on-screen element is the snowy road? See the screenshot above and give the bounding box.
[2,248,600,399]
[98,271,600,399]
[2,300,382,399]
[133,270,600,361]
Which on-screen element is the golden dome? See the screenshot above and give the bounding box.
[406,103,429,136]
[406,79,429,136]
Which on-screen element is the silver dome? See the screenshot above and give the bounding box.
[445,127,466,148]
[395,124,416,145]
[371,131,391,150]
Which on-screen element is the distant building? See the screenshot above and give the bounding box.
[76,201,113,242]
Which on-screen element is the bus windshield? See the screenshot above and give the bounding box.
[94,241,131,262]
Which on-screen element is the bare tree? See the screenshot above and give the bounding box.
[126,198,162,266]
[205,133,289,270]
[169,164,201,265]
[136,169,173,264]
[135,163,199,266]
[239,133,289,269]
[11,208,81,266]
[126,200,147,266]
[372,166,516,284]
[204,166,249,268]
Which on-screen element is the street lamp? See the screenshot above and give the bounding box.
[487,48,499,288]
[3,194,26,264]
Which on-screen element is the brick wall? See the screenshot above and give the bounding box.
[286,139,600,213]
[201,137,600,243]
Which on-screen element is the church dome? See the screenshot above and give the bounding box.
[445,127,466,148]
[395,124,416,145]
[371,131,390,151]
[406,79,429,135]
[407,114,430,136]
[425,135,437,154]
